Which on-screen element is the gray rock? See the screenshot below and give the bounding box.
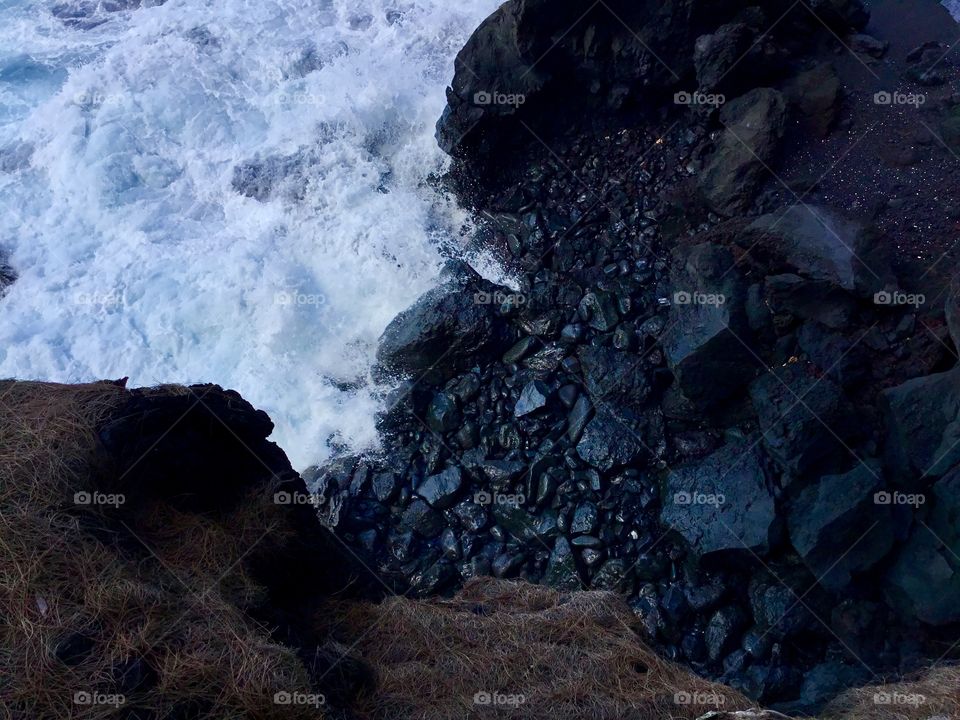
[492,502,538,542]
[748,580,813,639]
[578,291,620,331]
[567,395,593,444]
[577,345,650,408]
[416,466,463,510]
[706,605,749,662]
[376,260,511,377]
[750,362,854,480]
[663,243,758,407]
[881,365,960,484]
[576,411,643,471]
[745,205,894,299]
[849,33,888,58]
[400,498,444,538]
[783,62,841,137]
[694,23,754,93]
[371,471,399,503]
[570,501,599,535]
[660,441,776,558]
[700,88,787,215]
[544,536,580,591]
[515,380,550,417]
[426,392,461,433]
[788,462,895,591]
[885,467,960,625]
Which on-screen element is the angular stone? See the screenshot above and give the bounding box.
[426,392,460,433]
[578,291,620,331]
[400,499,444,538]
[376,260,511,377]
[783,62,840,137]
[750,362,854,480]
[882,366,960,484]
[745,205,894,299]
[544,536,580,591]
[660,441,776,557]
[787,462,895,591]
[515,380,550,417]
[576,411,643,471]
[577,345,649,408]
[416,466,463,510]
[700,88,787,215]
[662,243,758,408]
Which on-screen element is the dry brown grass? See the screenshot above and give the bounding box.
[324,576,756,720]
[822,666,960,720]
[0,380,325,720]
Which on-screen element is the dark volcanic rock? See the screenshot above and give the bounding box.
[577,345,650,408]
[663,243,759,407]
[435,0,713,177]
[749,362,855,481]
[694,23,756,94]
[416,466,463,510]
[576,410,643,471]
[544,536,580,590]
[787,462,895,592]
[376,261,512,378]
[881,365,960,484]
[700,87,787,215]
[660,440,776,558]
[783,62,841,137]
[744,205,894,299]
[885,467,960,625]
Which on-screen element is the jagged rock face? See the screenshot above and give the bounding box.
[881,366,960,485]
[436,0,870,190]
[699,88,787,216]
[662,243,759,408]
[787,462,896,592]
[660,441,777,558]
[743,205,895,299]
[376,260,514,380]
[884,470,960,626]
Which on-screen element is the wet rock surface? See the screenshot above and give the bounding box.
[312,0,960,713]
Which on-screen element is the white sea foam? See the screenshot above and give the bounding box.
[0,0,500,468]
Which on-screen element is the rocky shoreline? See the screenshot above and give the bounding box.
[311,0,960,713]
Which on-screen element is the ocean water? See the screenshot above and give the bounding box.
[0,0,500,468]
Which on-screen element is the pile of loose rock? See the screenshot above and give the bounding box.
[310,0,960,712]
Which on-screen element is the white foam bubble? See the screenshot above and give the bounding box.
[0,0,501,468]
